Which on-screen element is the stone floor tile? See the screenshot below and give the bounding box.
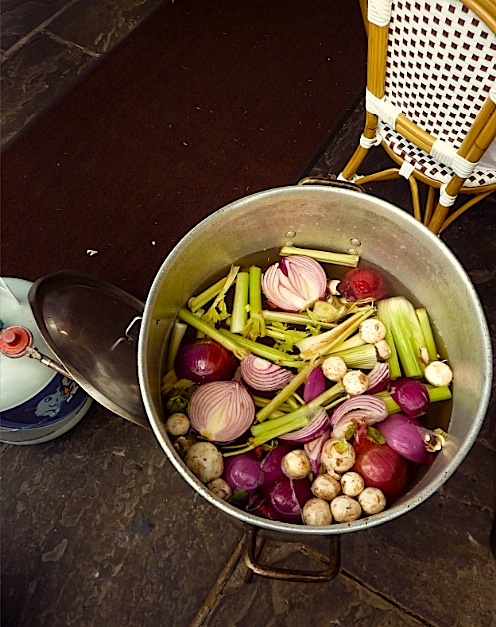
[1,32,96,147]
[1,404,242,627]
[46,0,166,55]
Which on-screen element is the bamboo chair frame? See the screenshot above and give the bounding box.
[343,0,496,234]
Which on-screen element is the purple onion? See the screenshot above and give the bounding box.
[259,444,292,494]
[331,395,388,439]
[377,413,431,464]
[279,406,330,444]
[366,362,390,394]
[390,377,429,417]
[268,477,312,523]
[240,354,294,391]
[189,380,255,443]
[222,452,264,496]
[304,430,331,475]
[303,366,326,403]
[261,255,327,312]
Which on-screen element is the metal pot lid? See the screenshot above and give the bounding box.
[28,271,149,428]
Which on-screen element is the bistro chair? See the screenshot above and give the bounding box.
[339,0,496,234]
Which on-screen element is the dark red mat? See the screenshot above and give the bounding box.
[2,0,366,299]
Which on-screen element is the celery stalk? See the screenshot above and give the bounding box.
[177,308,248,360]
[230,271,249,333]
[416,307,438,362]
[331,344,378,370]
[243,265,265,340]
[297,308,375,360]
[166,320,187,371]
[188,265,239,314]
[376,298,405,379]
[384,297,426,378]
[256,361,318,422]
[327,333,365,353]
[279,245,359,268]
[262,309,336,329]
[217,328,302,365]
[250,405,321,446]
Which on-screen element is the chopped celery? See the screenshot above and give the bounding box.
[328,333,366,353]
[166,320,187,372]
[230,271,249,334]
[250,405,321,446]
[177,308,248,360]
[261,309,335,330]
[243,266,265,340]
[376,299,402,379]
[217,328,302,365]
[200,265,240,325]
[416,307,438,363]
[264,323,310,352]
[256,361,317,422]
[331,344,378,370]
[279,245,359,268]
[377,297,426,378]
[297,307,375,360]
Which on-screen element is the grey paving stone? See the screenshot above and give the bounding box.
[46,0,166,55]
[1,0,69,50]
[203,541,429,627]
[1,32,96,146]
[1,404,242,627]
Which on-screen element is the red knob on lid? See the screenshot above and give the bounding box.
[0,326,33,357]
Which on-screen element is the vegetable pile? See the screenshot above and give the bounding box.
[162,246,452,526]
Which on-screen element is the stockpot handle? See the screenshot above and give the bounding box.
[243,526,341,583]
[298,175,365,194]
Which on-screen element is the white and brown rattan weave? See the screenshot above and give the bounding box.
[341,0,496,234]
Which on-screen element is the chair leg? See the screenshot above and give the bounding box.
[355,168,401,184]
[407,176,421,222]
[439,191,494,233]
[427,202,451,234]
[423,186,437,225]
[341,145,370,181]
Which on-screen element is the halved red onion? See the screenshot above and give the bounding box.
[377,413,431,464]
[261,255,327,312]
[366,362,390,394]
[189,380,255,443]
[304,430,331,475]
[240,354,294,391]
[303,366,326,402]
[279,406,330,444]
[390,377,429,417]
[331,395,388,439]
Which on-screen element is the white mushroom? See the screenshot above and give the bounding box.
[321,439,356,473]
[207,478,232,501]
[311,474,342,501]
[184,441,224,483]
[342,370,368,395]
[358,487,387,515]
[322,356,348,382]
[424,360,453,387]
[340,471,365,497]
[302,498,333,526]
[375,339,392,360]
[328,279,341,296]
[330,495,362,523]
[282,449,311,479]
[359,318,387,343]
[165,412,191,437]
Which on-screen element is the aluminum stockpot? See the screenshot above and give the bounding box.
[138,185,492,538]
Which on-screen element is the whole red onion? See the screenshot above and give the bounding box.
[377,413,431,464]
[175,339,237,383]
[353,437,408,501]
[338,268,388,302]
